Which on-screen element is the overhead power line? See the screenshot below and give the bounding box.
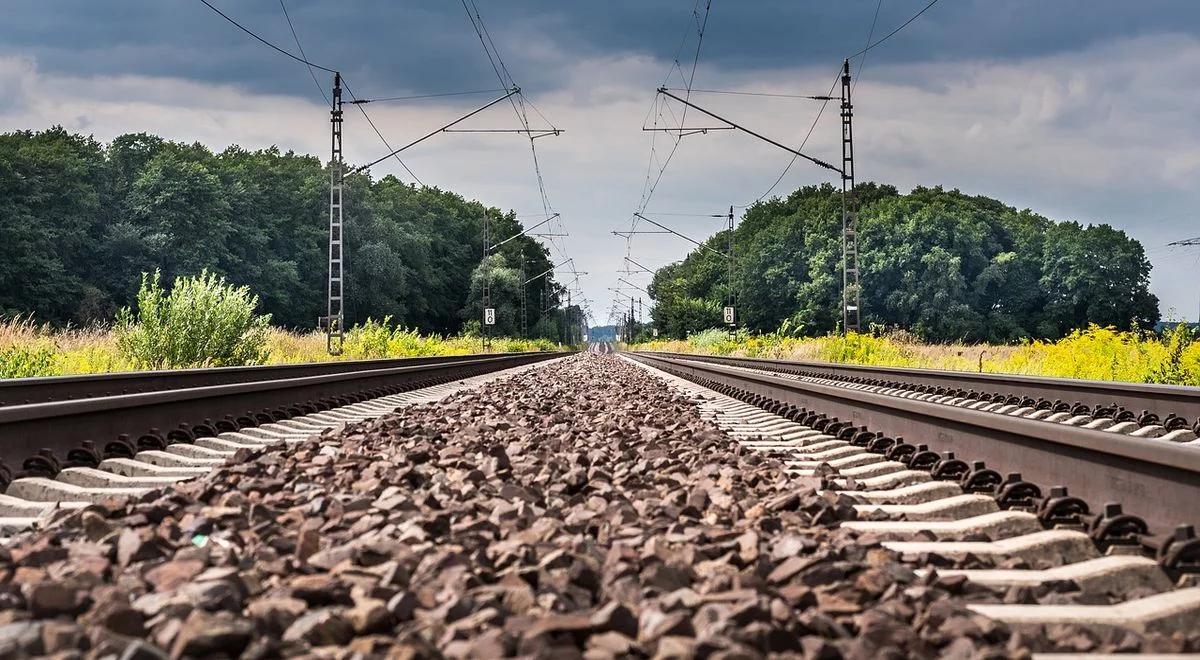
[743,0,940,207]
[199,0,336,73]
[278,0,329,106]
[201,0,423,183]
[341,79,424,184]
[852,0,884,93]
[847,0,940,59]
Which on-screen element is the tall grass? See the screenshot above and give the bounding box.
[632,324,1200,386]
[0,316,561,379]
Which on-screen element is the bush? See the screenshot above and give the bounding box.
[115,270,271,369]
[343,317,555,358]
[0,343,57,378]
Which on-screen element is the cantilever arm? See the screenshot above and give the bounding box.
[352,87,520,173]
[489,214,559,251]
[656,87,842,176]
[633,213,730,260]
[525,258,572,285]
[617,278,650,295]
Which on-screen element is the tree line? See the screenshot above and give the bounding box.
[0,127,576,340]
[649,183,1160,343]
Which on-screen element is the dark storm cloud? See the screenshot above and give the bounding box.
[3,1,1198,101]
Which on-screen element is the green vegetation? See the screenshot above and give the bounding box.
[631,324,1200,386]
[341,317,557,359]
[114,270,271,369]
[0,315,558,379]
[0,127,578,340]
[649,184,1159,343]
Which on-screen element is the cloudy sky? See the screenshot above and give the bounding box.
[3,1,1199,326]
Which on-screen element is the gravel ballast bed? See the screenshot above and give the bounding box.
[0,354,1192,657]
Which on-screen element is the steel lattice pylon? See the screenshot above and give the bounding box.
[326,72,345,355]
[840,59,861,335]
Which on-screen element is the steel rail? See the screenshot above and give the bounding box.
[0,352,567,469]
[635,351,1200,426]
[630,352,1200,535]
[0,354,523,407]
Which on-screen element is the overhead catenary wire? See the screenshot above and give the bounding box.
[204,0,580,337]
[738,66,842,207]
[202,0,423,184]
[846,0,940,59]
[458,0,586,329]
[615,0,715,324]
[852,0,884,94]
[199,0,336,73]
[631,0,714,221]
[742,0,938,207]
[277,0,328,106]
[461,0,569,259]
[340,79,424,185]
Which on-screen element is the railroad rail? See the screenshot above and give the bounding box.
[0,353,515,406]
[0,352,567,489]
[628,352,1200,565]
[636,351,1200,438]
[626,353,1200,639]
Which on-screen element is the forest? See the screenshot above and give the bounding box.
[0,127,575,340]
[648,183,1160,343]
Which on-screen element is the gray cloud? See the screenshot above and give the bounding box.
[1,2,1198,324]
[5,1,1200,98]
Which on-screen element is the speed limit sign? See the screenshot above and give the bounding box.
[723,306,735,325]
[484,308,496,325]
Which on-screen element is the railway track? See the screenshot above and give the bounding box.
[627,351,1200,645]
[0,349,1197,654]
[0,352,566,537]
[631,352,1200,534]
[0,354,509,407]
[636,351,1200,442]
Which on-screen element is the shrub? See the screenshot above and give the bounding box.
[0,343,57,378]
[1146,323,1199,386]
[343,317,554,358]
[115,270,271,369]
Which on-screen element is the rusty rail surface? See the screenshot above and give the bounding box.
[631,352,1200,539]
[0,352,568,476]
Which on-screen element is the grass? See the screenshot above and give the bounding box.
[630,324,1200,386]
[0,316,562,378]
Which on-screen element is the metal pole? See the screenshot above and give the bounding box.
[520,250,528,339]
[630,296,635,343]
[841,59,861,335]
[482,211,490,351]
[728,205,736,337]
[326,72,345,355]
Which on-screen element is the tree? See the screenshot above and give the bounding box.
[647,184,1159,342]
[0,127,107,324]
[462,254,523,336]
[0,127,567,336]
